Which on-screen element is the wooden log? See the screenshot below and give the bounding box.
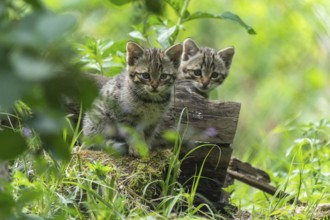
[155,80,241,208]
[227,158,304,205]
[159,80,241,145]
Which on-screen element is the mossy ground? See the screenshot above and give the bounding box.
[73,148,173,201]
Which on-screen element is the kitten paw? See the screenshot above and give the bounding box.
[128,145,140,157]
[105,141,128,155]
[128,145,149,157]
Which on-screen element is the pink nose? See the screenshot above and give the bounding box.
[151,81,159,90]
[202,81,209,88]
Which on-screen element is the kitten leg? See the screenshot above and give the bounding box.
[127,129,149,157]
[128,135,148,157]
[104,139,129,155]
[144,124,158,149]
[116,124,149,157]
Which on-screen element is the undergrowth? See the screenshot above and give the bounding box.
[3,101,329,219]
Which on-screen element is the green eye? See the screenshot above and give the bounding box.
[160,73,168,80]
[141,72,150,79]
[211,72,219,78]
[194,69,202,76]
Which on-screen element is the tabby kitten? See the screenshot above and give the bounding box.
[83,42,182,156]
[179,38,235,98]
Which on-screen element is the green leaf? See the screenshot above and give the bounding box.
[109,0,132,6]
[145,0,165,15]
[154,25,177,48]
[129,30,147,42]
[1,12,77,49]
[16,189,42,210]
[0,129,28,160]
[11,50,57,81]
[104,40,127,56]
[23,0,44,9]
[163,0,184,15]
[0,73,27,111]
[0,191,15,219]
[42,134,71,161]
[106,66,124,77]
[28,112,63,135]
[36,13,77,43]
[183,11,256,35]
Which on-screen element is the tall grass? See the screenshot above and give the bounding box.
[229,119,330,218]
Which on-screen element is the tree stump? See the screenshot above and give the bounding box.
[157,80,241,210]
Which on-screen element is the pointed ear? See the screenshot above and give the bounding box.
[126,42,144,66]
[164,43,183,68]
[218,47,235,69]
[182,38,200,61]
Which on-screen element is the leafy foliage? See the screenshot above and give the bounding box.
[0,1,98,161]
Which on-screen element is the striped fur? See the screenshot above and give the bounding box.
[179,38,235,98]
[83,42,182,156]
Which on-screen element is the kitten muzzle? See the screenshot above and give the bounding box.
[201,78,210,88]
[151,80,160,91]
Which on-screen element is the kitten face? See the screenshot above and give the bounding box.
[179,38,235,96]
[126,42,182,96]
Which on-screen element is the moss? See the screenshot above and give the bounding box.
[74,148,173,201]
[127,149,172,199]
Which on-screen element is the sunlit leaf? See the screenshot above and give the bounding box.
[129,30,147,42]
[106,66,124,77]
[163,0,184,15]
[0,129,28,160]
[104,40,127,57]
[183,11,256,35]
[163,130,179,142]
[154,25,177,48]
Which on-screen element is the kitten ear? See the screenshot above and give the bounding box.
[164,43,183,68]
[126,42,144,66]
[218,47,235,69]
[182,38,200,61]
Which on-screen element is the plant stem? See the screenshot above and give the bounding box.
[177,0,190,26]
[171,0,190,44]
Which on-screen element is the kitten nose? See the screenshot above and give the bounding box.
[151,81,159,90]
[202,78,209,88]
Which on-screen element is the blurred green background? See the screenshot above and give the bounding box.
[2,0,329,162]
[1,0,329,217]
[44,0,330,160]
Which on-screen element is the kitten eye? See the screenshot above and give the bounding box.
[211,72,219,78]
[141,72,150,79]
[193,69,202,76]
[160,73,168,80]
